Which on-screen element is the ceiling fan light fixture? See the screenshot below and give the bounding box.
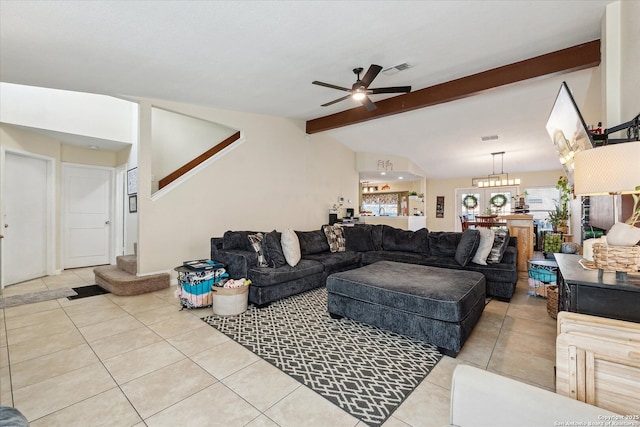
[352,90,366,101]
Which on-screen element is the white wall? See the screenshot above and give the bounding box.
[619,0,640,123]
[132,98,359,275]
[151,107,238,190]
[0,83,136,144]
[603,1,640,132]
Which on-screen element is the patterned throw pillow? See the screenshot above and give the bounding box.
[248,233,268,267]
[487,229,510,264]
[323,224,346,253]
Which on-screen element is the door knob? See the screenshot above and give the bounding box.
[105,221,110,225]
[3,224,7,228]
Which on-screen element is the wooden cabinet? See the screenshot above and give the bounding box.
[556,312,640,415]
[503,214,534,276]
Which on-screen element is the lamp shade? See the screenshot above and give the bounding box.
[573,142,640,196]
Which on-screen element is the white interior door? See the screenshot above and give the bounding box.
[3,152,48,285]
[63,164,113,268]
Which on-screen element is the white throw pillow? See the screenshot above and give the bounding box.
[281,228,301,267]
[472,228,495,265]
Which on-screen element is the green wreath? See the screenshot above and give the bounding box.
[462,194,478,210]
[489,194,508,208]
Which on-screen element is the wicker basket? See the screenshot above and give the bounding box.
[546,286,559,319]
[592,243,640,273]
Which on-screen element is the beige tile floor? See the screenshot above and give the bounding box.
[1,267,557,427]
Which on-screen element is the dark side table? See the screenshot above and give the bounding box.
[555,253,640,323]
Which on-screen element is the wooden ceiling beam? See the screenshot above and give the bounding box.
[305,40,601,134]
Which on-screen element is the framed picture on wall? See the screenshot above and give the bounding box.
[436,196,445,218]
[129,195,137,213]
[127,167,137,195]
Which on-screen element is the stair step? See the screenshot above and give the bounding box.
[93,265,169,296]
[116,255,137,275]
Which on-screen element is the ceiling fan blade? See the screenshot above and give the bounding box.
[360,64,383,88]
[361,96,377,111]
[312,81,352,92]
[370,86,412,94]
[321,95,351,107]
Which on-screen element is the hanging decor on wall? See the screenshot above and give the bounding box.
[462,194,478,210]
[436,196,445,218]
[489,194,508,209]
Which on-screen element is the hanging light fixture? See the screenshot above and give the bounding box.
[477,152,521,188]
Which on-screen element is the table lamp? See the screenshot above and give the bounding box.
[574,142,640,278]
[574,141,640,243]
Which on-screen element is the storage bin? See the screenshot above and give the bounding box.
[212,285,249,316]
[175,265,227,309]
[527,260,558,298]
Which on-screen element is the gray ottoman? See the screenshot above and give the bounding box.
[326,261,486,357]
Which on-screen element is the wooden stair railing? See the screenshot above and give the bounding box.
[158,131,240,190]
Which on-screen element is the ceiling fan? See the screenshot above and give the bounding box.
[312,64,411,112]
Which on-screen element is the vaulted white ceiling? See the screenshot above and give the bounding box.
[0,0,614,179]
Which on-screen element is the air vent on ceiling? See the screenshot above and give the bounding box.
[480,135,500,142]
[382,62,414,76]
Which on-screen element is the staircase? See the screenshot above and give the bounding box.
[93,249,170,296]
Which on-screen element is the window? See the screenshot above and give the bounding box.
[524,186,561,225]
[361,193,400,216]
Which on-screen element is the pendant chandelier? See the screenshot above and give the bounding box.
[477,151,521,188]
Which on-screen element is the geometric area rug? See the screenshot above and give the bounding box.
[203,287,442,426]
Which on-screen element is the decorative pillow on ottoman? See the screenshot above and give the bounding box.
[281,228,301,266]
[472,228,495,265]
[454,229,481,266]
[323,225,346,253]
[262,231,287,268]
[487,229,510,264]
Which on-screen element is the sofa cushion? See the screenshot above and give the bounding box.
[247,232,268,267]
[487,228,510,264]
[323,224,346,253]
[455,229,481,266]
[371,225,384,251]
[304,251,361,274]
[281,228,301,267]
[248,259,324,287]
[361,250,430,266]
[472,228,495,265]
[223,230,261,251]
[262,231,287,268]
[343,225,375,252]
[296,229,330,255]
[382,226,429,254]
[428,232,462,257]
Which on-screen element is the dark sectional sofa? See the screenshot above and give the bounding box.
[210,224,518,306]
